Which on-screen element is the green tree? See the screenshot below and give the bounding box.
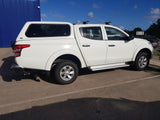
[145,18,160,38]
[157,18,160,25]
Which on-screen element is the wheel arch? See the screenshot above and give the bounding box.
[53,54,82,69]
[45,50,86,71]
[133,48,152,61]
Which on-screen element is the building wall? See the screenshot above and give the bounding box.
[0,0,40,47]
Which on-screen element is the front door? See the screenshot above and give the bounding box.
[104,27,135,64]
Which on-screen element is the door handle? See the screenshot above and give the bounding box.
[82,45,90,47]
[108,45,115,47]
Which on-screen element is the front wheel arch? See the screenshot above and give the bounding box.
[134,51,150,70]
[134,48,152,61]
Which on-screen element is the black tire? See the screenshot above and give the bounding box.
[51,60,79,84]
[134,52,150,70]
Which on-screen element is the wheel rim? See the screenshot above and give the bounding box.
[138,55,148,68]
[60,65,75,81]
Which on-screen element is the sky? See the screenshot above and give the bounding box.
[40,0,160,30]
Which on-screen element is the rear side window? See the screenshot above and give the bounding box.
[26,24,70,37]
[80,27,103,40]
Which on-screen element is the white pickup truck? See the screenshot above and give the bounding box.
[12,22,153,84]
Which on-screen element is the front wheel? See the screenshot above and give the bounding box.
[134,52,150,70]
[51,60,79,84]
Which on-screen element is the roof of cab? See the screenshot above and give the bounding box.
[25,21,113,27]
[25,21,73,25]
[25,21,121,30]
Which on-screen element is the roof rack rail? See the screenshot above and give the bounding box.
[83,21,89,24]
[104,22,111,25]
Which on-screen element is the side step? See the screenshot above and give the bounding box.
[90,63,130,71]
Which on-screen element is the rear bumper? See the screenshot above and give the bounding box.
[10,63,25,75]
[11,63,23,70]
[10,63,50,77]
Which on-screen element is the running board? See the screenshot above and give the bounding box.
[90,63,130,71]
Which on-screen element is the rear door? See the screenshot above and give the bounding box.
[75,25,107,66]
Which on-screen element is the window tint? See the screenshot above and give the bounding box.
[80,27,103,40]
[26,24,70,37]
[105,27,127,40]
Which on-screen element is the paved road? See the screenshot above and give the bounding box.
[0,48,160,120]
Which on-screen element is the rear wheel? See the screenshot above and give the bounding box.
[51,60,79,84]
[134,52,149,70]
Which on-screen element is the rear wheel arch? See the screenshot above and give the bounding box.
[53,54,82,69]
[50,55,81,84]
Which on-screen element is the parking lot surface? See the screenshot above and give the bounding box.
[0,48,160,120]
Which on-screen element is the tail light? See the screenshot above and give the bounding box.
[14,44,30,57]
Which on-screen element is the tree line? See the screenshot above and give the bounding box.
[125,18,160,40]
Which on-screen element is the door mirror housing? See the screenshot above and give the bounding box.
[123,35,134,41]
[129,35,134,40]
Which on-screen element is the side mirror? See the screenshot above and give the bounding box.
[123,35,134,41]
[129,35,134,40]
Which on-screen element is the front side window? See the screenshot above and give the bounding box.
[26,24,70,37]
[80,27,103,40]
[105,27,128,40]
